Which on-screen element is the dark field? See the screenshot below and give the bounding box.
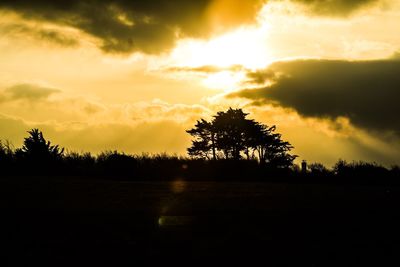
[1,178,400,266]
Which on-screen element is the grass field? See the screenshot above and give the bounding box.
[1,178,400,266]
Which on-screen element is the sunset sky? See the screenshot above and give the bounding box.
[0,0,399,166]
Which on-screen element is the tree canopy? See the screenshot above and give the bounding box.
[186,108,297,168]
[16,128,64,162]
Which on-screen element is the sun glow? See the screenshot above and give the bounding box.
[163,22,272,91]
[169,24,272,70]
[202,71,246,91]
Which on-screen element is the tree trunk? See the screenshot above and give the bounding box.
[211,132,216,160]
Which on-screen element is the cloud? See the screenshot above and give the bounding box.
[245,69,276,85]
[0,0,263,54]
[0,113,191,155]
[2,83,60,102]
[0,22,79,47]
[229,59,400,136]
[0,86,211,129]
[35,28,78,47]
[124,99,212,125]
[291,0,380,16]
[166,64,245,74]
[82,102,105,115]
[0,0,383,54]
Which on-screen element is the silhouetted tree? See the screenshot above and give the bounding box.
[0,140,14,171]
[261,129,296,168]
[186,119,216,160]
[187,108,297,168]
[16,129,64,162]
[333,159,388,179]
[212,108,253,160]
[309,162,330,175]
[0,140,13,159]
[0,127,399,183]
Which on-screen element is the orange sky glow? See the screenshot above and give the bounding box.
[1,0,400,166]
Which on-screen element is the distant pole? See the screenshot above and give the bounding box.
[301,160,307,174]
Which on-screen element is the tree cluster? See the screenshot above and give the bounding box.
[15,129,64,163]
[0,118,399,184]
[186,108,297,168]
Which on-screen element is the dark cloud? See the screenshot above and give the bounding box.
[292,0,380,16]
[229,59,400,136]
[0,0,209,53]
[36,29,78,47]
[3,84,60,101]
[245,69,276,85]
[0,0,263,54]
[1,23,78,47]
[0,0,380,53]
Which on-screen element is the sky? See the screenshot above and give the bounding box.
[0,0,399,166]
